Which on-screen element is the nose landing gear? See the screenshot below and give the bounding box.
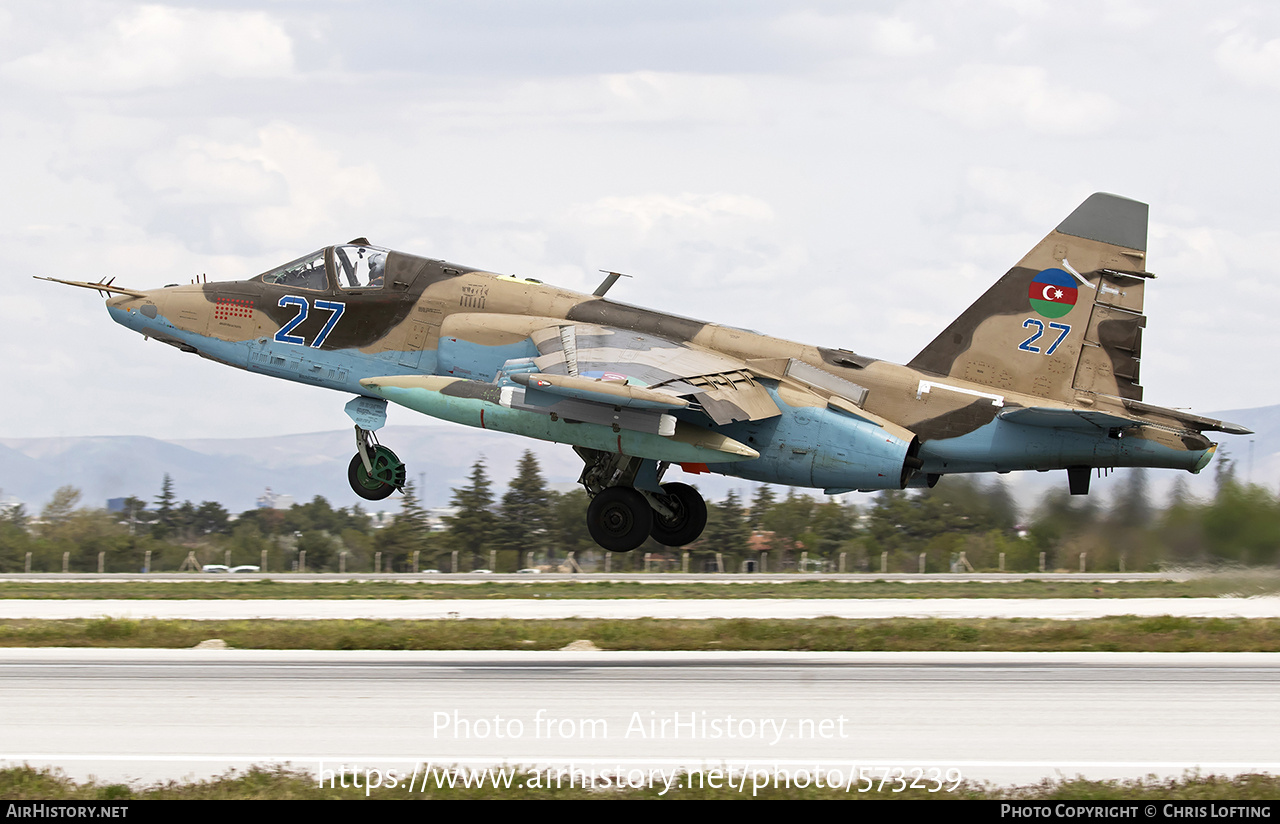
[349,425,406,501]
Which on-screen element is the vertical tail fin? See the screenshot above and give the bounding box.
[908,193,1150,403]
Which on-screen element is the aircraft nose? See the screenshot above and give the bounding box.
[105,289,163,332]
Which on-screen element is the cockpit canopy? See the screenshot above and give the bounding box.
[333,244,387,290]
[258,250,328,290]
[252,243,391,291]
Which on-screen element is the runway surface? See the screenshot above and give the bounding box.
[1,649,1277,789]
[0,572,1191,583]
[2,597,1279,620]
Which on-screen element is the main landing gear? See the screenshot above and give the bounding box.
[348,426,407,501]
[577,449,709,553]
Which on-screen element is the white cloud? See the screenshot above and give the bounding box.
[774,11,935,58]
[406,71,760,130]
[0,4,293,93]
[135,135,287,207]
[1215,30,1280,89]
[868,17,937,57]
[570,192,774,237]
[552,192,812,327]
[601,71,756,123]
[961,167,1085,228]
[134,123,383,251]
[921,64,1120,134]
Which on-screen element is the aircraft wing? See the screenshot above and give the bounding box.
[999,405,1253,435]
[429,314,917,448]
[516,319,784,425]
[364,315,784,464]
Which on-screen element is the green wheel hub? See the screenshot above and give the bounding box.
[348,446,406,500]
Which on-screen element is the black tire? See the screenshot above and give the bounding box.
[587,487,653,552]
[649,482,708,547]
[348,449,401,501]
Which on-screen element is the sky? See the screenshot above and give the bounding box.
[3,0,1279,442]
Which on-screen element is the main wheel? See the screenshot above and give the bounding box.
[587,487,653,552]
[649,482,708,547]
[348,446,406,501]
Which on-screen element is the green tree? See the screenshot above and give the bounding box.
[985,478,1019,531]
[749,485,776,532]
[0,505,32,571]
[41,486,82,532]
[699,489,752,565]
[1201,481,1280,566]
[1111,468,1152,529]
[374,481,431,571]
[546,489,592,562]
[443,461,497,570]
[152,475,177,538]
[761,487,814,561]
[497,451,551,568]
[808,498,856,559]
[192,501,231,536]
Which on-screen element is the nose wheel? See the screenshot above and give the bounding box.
[348,426,406,501]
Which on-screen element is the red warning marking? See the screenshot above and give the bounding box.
[214,297,254,321]
[678,463,710,474]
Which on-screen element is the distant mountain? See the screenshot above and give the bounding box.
[1,404,1273,517]
[0,426,581,514]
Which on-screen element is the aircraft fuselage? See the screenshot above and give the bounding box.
[104,244,1216,495]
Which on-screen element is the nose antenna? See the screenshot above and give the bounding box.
[34,275,148,298]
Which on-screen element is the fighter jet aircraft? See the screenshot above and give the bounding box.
[40,193,1250,551]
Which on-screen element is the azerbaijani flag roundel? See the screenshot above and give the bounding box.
[1028,268,1079,319]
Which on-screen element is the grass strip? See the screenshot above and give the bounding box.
[2,615,1280,651]
[2,765,1279,800]
[0,576,1277,600]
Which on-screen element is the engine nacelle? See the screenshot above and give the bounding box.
[713,401,921,491]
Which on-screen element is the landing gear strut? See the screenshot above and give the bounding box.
[348,426,406,501]
[576,449,709,552]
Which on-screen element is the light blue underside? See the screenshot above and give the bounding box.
[111,307,1208,488]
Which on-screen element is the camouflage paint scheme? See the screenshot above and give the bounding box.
[41,194,1250,538]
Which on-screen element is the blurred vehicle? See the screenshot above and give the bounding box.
[229,565,261,573]
[201,565,229,573]
[517,568,541,574]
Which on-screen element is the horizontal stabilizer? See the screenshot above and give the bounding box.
[1119,399,1254,435]
[999,406,1140,430]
